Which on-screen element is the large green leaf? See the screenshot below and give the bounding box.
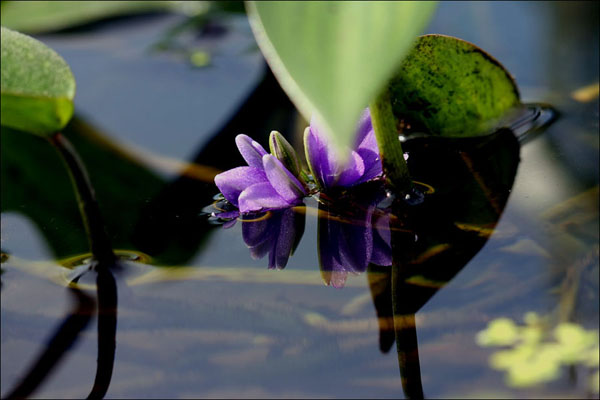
[247,1,437,152]
[389,34,521,137]
[1,26,76,136]
[0,1,176,34]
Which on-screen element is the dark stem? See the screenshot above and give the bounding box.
[4,288,95,400]
[390,199,425,399]
[87,267,118,400]
[393,313,424,399]
[392,261,425,399]
[370,87,412,190]
[49,133,116,268]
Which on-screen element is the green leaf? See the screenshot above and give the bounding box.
[247,1,437,153]
[0,1,176,34]
[1,26,76,136]
[476,317,520,347]
[389,34,521,137]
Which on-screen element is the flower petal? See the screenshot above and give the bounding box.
[214,166,267,207]
[238,182,293,213]
[263,154,306,203]
[356,148,383,184]
[242,214,272,247]
[318,214,347,286]
[308,114,376,188]
[337,213,373,273]
[355,116,383,183]
[336,150,366,187]
[370,214,392,266]
[235,134,268,168]
[354,108,373,148]
[270,208,298,269]
[304,125,330,188]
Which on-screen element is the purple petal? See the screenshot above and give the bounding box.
[336,150,366,187]
[238,182,293,213]
[330,271,349,288]
[356,148,383,184]
[242,208,299,270]
[242,216,271,247]
[354,109,373,148]
[318,216,346,286]
[357,125,379,154]
[337,212,373,273]
[305,123,331,188]
[235,134,268,169]
[222,219,238,229]
[370,214,392,266]
[270,208,297,269]
[249,239,272,260]
[214,166,267,207]
[356,122,383,183]
[217,210,240,220]
[263,154,306,203]
[308,114,377,188]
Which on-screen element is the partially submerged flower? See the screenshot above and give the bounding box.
[304,109,383,189]
[215,134,307,213]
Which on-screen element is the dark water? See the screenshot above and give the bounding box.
[1,2,599,398]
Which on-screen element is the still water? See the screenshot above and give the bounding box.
[1,2,598,398]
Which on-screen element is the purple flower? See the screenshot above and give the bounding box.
[214,134,307,213]
[304,109,383,189]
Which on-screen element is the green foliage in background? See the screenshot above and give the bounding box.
[0,26,75,136]
[477,313,599,392]
[389,34,521,137]
[247,1,437,154]
[0,1,177,33]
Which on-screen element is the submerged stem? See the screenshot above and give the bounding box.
[370,88,412,190]
[49,133,116,268]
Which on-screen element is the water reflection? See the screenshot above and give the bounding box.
[317,186,392,288]
[221,126,522,398]
[4,266,117,400]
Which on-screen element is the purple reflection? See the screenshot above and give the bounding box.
[318,187,392,288]
[241,207,306,270]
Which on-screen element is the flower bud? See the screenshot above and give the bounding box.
[269,130,302,179]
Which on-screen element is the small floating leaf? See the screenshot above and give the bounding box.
[389,34,520,137]
[1,27,76,136]
[476,317,520,347]
[247,1,437,153]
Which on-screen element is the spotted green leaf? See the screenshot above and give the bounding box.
[389,34,521,137]
[1,26,76,136]
[246,1,437,153]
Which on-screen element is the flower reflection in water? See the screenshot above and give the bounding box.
[207,183,393,281]
[240,207,305,270]
[317,185,393,288]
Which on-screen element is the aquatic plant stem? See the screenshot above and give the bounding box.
[369,87,412,190]
[49,133,116,268]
